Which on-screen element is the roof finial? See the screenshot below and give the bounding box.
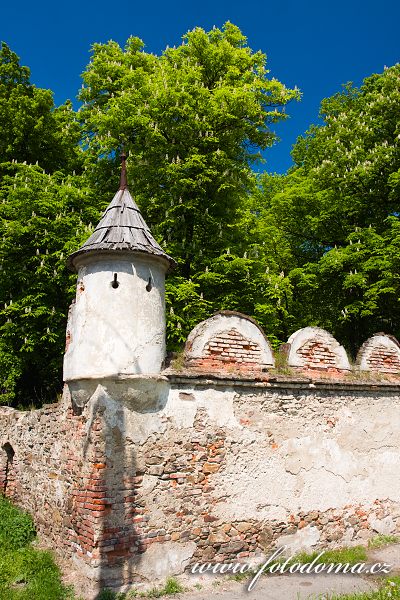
[119,148,128,190]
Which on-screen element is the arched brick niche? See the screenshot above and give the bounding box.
[0,442,16,498]
[356,333,400,374]
[287,327,351,371]
[184,311,275,374]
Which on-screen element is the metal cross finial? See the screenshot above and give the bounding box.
[119,149,128,190]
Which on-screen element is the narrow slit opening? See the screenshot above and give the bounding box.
[111,273,120,289]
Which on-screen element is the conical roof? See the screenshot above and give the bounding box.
[67,153,175,272]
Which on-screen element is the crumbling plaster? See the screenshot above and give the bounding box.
[287,327,351,370]
[357,334,400,373]
[2,375,400,591]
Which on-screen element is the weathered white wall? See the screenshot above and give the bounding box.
[155,381,400,519]
[63,252,167,381]
[81,377,400,565]
[66,378,400,525]
[2,376,400,590]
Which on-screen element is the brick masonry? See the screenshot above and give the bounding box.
[2,318,400,595]
[184,318,400,378]
[286,327,351,372]
[357,334,400,374]
[184,312,275,375]
[296,340,337,369]
[187,328,266,373]
[367,345,400,372]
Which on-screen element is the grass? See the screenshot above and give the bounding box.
[1,495,184,600]
[168,351,185,372]
[97,590,127,600]
[368,535,399,549]
[293,545,368,567]
[144,577,184,598]
[2,494,397,600]
[98,577,184,599]
[0,495,78,599]
[267,545,367,570]
[228,544,400,599]
[0,494,36,550]
[270,348,292,375]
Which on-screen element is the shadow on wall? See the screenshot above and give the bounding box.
[70,386,135,595]
[70,377,169,597]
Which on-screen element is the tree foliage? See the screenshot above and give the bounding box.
[258,64,400,352]
[0,43,82,173]
[0,42,101,406]
[0,163,98,405]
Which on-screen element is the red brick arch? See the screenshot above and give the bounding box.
[184,312,274,375]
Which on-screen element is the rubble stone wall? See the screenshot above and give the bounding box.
[2,376,400,591]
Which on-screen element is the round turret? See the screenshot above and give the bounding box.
[63,153,175,382]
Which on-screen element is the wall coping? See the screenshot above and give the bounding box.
[165,371,400,393]
[2,372,400,418]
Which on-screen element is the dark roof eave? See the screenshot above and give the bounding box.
[67,247,176,273]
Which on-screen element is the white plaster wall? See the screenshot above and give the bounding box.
[164,387,240,429]
[99,381,400,525]
[4,377,400,582]
[63,253,166,381]
[211,392,400,520]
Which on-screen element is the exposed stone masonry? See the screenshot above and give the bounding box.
[3,316,400,595]
[2,376,400,595]
[0,442,17,499]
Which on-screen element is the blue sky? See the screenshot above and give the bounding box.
[1,0,399,173]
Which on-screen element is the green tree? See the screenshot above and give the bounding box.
[260,64,400,353]
[0,42,82,172]
[0,26,299,405]
[0,44,98,406]
[79,22,300,347]
[0,163,99,406]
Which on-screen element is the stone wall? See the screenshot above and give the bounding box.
[3,315,400,595]
[2,374,400,594]
[0,397,94,558]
